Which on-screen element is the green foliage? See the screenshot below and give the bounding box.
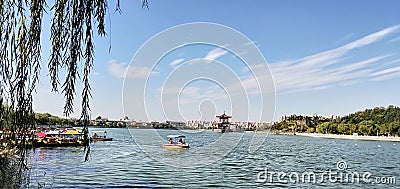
[271,114,329,133]
[272,105,400,136]
[337,123,351,135]
[34,112,75,126]
[316,122,338,134]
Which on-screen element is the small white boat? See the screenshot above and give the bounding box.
[162,135,189,149]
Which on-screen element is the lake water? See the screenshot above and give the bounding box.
[27,128,399,188]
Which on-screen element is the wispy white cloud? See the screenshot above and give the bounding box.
[371,65,400,76]
[242,40,258,47]
[108,60,158,79]
[342,25,400,50]
[388,36,400,43]
[92,70,101,76]
[267,25,400,93]
[204,48,228,63]
[159,26,400,101]
[333,55,390,74]
[160,85,228,104]
[169,58,185,66]
[371,70,400,81]
[335,33,355,44]
[379,59,400,68]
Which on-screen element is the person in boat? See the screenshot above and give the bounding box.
[93,133,98,138]
[178,138,184,145]
[168,138,173,144]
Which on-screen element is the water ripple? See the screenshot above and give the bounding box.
[27,128,400,188]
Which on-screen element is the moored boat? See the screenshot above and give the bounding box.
[33,128,86,147]
[91,131,113,142]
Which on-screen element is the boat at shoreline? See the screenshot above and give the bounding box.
[0,128,88,148]
[90,130,113,142]
[162,135,189,149]
[33,128,86,147]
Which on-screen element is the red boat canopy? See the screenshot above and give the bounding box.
[36,131,46,138]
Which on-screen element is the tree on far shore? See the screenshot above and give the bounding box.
[271,105,400,136]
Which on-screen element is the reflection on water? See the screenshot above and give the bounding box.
[27,128,399,188]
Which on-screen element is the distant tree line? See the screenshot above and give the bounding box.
[35,113,76,126]
[1,102,79,127]
[271,105,400,136]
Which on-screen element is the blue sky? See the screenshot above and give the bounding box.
[33,0,400,122]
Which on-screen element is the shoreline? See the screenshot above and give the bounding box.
[295,132,400,142]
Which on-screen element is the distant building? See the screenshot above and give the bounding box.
[92,116,108,125]
[166,121,186,128]
[187,120,212,129]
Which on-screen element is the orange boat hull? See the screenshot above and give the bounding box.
[213,129,225,133]
[162,143,190,149]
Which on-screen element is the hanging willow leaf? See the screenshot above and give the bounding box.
[1,0,149,187]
